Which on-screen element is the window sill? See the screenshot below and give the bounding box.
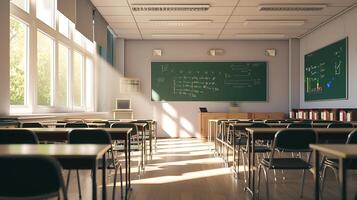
[9,112,110,120]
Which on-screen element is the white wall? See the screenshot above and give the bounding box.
[123,40,289,137]
[0,1,10,116]
[290,39,300,109]
[300,6,357,108]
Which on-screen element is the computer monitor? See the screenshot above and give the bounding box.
[116,99,131,110]
[199,107,208,112]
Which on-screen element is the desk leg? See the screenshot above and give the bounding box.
[124,135,129,200]
[128,135,131,190]
[92,161,97,200]
[252,134,256,197]
[339,158,347,200]
[149,128,153,156]
[142,128,146,170]
[245,132,252,192]
[102,153,107,200]
[314,150,320,200]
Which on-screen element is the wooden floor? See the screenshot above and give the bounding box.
[66,138,357,200]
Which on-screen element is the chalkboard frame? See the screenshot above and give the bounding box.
[304,37,349,102]
[151,61,269,102]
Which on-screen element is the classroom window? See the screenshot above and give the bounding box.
[57,43,69,106]
[10,1,96,113]
[10,0,29,12]
[10,17,28,106]
[37,31,54,106]
[86,58,94,110]
[36,0,55,28]
[73,51,83,107]
[58,12,70,38]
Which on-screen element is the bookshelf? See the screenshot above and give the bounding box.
[290,108,357,122]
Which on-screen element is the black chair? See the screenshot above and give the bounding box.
[65,122,89,128]
[257,129,317,199]
[93,120,111,128]
[320,130,357,197]
[287,123,313,128]
[238,123,272,182]
[67,129,123,200]
[0,129,39,144]
[21,122,43,128]
[0,155,67,200]
[327,122,354,128]
[111,122,143,174]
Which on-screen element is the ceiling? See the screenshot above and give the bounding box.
[91,0,357,40]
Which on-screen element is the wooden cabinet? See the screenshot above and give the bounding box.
[198,112,285,138]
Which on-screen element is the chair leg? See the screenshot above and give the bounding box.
[262,167,270,200]
[76,170,82,199]
[241,151,247,183]
[120,165,124,200]
[257,165,262,199]
[66,170,71,194]
[300,169,307,198]
[112,167,118,200]
[320,165,328,199]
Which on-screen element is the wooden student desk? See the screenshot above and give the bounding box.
[0,144,110,200]
[8,128,133,199]
[243,127,355,198]
[310,144,357,200]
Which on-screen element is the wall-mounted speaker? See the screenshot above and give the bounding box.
[208,49,224,56]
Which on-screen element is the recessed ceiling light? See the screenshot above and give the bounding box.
[131,4,210,12]
[149,20,213,26]
[151,34,203,37]
[258,4,327,11]
[235,33,286,39]
[244,20,305,26]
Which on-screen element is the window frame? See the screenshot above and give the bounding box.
[10,0,96,114]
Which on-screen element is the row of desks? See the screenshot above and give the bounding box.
[0,128,132,200]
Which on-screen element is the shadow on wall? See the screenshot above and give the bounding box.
[98,58,198,138]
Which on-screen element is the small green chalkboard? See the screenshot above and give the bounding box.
[151,62,267,101]
[304,38,348,101]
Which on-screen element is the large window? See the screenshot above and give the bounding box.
[57,44,69,106]
[10,17,28,105]
[10,0,96,113]
[10,0,28,12]
[37,31,54,106]
[36,0,55,27]
[73,51,83,107]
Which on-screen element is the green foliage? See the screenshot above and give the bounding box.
[37,31,52,106]
[10,17,25,105]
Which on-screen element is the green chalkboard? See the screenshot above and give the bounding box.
[151,62,267,101]
[304,38,348,101]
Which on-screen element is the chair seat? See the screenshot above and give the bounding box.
[113,144,141,151]
[98,158,119,169]
[242,145,271,153]
[261,158,312,169]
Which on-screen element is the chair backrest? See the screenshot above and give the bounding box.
[301,120,313,124]
[111,122,138,135]
[327,122,354,128]
[68,129,111,144]
[272,129,317,152]
[21,122,43,128]
[249,122,271,128]
[0,129,39,144]
[0,155,67,200]
[65,122,89,128]
[93,121,111,128]
[287,123,313,128]
[347,130,357,144]
[264,120,280,124]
